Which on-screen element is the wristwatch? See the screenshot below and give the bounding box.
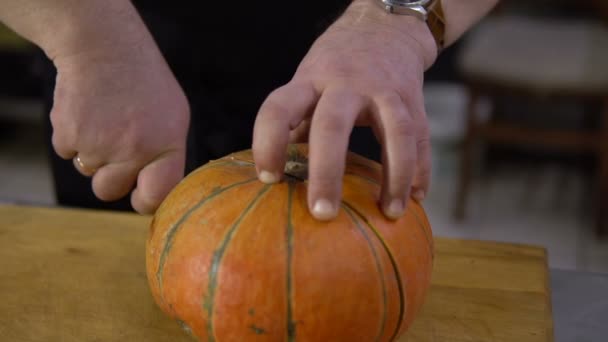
[377,0,446,51]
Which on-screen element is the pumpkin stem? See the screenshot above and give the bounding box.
[284,145,308,180]
[284,160,308,180]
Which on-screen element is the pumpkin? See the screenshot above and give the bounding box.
[146,144,433,342]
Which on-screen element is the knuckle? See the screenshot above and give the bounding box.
[398,88,420,105]
[417,138,431,153]
[51,133,73,158]
[316,60,353,79]
[134,190,162,214]
[416,168,431,186]
[50,133,64,151]
[128,131,151,154]
[131,195,152,215]
[312,175,338,189]
[416,162,432,180]
[174,92,191,115]
[386,177,413,198]
[49,105,68,126]
[325,84,358,98]
[50,106,78,132]
[375,90,403,108]
[309,166,342,189]
[114,132,141,158]
[389,116,416,138]
[417,122,431,140]
[139,177,172,207]
[260,97,291,122]
[50,110,90,158]
[374,91,423,139]
[401,155,418,170]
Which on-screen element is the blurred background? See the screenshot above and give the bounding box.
[0,2,607,271]
[421,0,608,275]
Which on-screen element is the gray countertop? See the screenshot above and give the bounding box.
[551,269,608,342]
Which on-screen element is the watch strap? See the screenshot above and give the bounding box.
[427,0,446,51]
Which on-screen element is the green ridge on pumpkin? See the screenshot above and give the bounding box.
[156,177,259,297]
[347,174,434,261]
[408,206,435,261]
[342,201,407,342]
[286,181,297,342]
[343,204,388,342]
[203,184,271,342]
[344,171,380,185]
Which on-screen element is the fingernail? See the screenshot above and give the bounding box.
[259,170,280,184]
[312,199,336,221]
[413,189,426,201]
[384,199,404,220]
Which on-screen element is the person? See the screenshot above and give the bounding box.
[0,0,498,220]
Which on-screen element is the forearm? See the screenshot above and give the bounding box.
[442,0,499,46]
[0,0,151,61]
[339,0,499,67]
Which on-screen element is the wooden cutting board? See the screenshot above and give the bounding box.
[0,205,553,341]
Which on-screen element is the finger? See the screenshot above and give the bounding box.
[288,118,311,143]
[403,86,431,201]
[252,82,319,184]
[412,131,431,201]
[374,91,417,220]
[131,150,185,215]
[51,131,76,160]
[371,120,384,142]
[308,88,365,221]
[49,106,78,159]
[91,162,139,201]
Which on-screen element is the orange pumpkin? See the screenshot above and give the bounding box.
[146,144,433,342]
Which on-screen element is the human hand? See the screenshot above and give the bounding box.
[50,34,189,214]
[252,0,438,221]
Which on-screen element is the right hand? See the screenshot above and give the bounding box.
[50,35,190,214]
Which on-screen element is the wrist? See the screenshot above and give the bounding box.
[339,0,438,69]
[30,1,150,65]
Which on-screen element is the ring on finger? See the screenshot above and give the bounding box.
[74,155,97,175]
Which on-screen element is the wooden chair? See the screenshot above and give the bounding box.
[453,15,608,235]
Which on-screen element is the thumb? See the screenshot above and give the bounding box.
[131,150,185,215]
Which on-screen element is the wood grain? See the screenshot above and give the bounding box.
[0,205,553,341]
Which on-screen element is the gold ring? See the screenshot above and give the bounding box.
[74,155,97,175]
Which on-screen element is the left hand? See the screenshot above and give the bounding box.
[252,0,438,221]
